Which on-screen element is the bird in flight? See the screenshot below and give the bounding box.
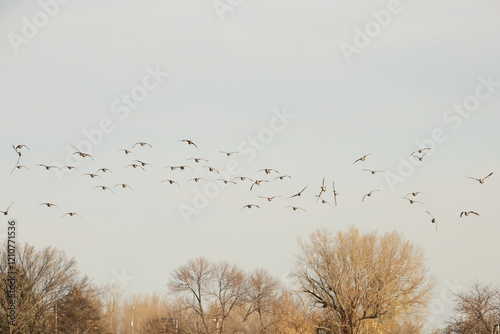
[11,165,30,173]
[93,186,115,193]
[467,172,493,184]
[401,197,423,204]
[62,212,81,218]
[72,146,94,160]
[413,151,429,161]
[96,168,113,174]
[426,211,437,231]
[250,180,269,191]
[332,181,339,207]
[316,197,334,207]
[0,203,13,216]
[114,184,133,190]
[220,151,239,156]
[353,153,372,164]
[363,169,385,175]
[188,177,206,183]
[460,211,479,217]
[410,148,431,156]
[218,179,237,185]
[125,164,145,171]
[82,173,103,179]
[362,190,379,202]
[274,175,291,181]
[161,179,180,186]
[180,140,198,150]
[133,142,153,148]
[316,176,326,201]
[286,206,306,212]
[38,164,59,170]
[204,166,220,174]
[234,176,253,182]
[241,204,260,210]
[62,165,79,170]
[289,185,308,199]
[133,160,153,168]
[258,168,279,175]
[406,192,425,197]
[39,202,60,209]
[13,144,30,152]
[188,158,208,163]
[117,149,135,156]
[164,165,192,171]
[258,196,281,202]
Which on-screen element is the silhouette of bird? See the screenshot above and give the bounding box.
[220,151,238,156]
[258,168,279,174]
[133,142,152,148]
[413,151,429,161]
[12,146,22,164]
[203,166,220,174]
[62,212,81,218]
[426,211,437,231]
[316,176,326,201]
[93,185,114,193]
[125,164,145,171]
[363,169,385,175]
[114,184,133,190]
[332,181,339,207]
[133,160,153,168]
[250,180,269,191]
[62,166,79,170]
[353,153,372,164]
[161,179,180,186]
[410,148,431,156]
[406,192,425,197]
[11,165,30,173]
[38,164,59,170]
[39,202,60,209]
[188,177,206,183]
[180,140,198,149]
[218,179,237,185]
[117,149,136,156]
[401,197,423,204]
[241,204,260,210]
[362,190,379,202]
[286,206,306,212]
[188,158,208,163]
[96,168,113,174]
[13,144,30,151]
[460,211,479,217]
[315,197,334,207]
[233,176,254,182]
[0,203,13,215]
[467,172,493,184]
[71,146,94,160]
[258,196,281,202]
[289,186,308,199]
[177,166,192,171]
[274,175,292,181]
[82,173,103,179]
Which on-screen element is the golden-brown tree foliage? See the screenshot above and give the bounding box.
[294,226,436,334]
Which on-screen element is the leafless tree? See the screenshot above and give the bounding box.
[444,281,500,334]
[293,226,436,334]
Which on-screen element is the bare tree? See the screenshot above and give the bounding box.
[246,269,281,333]
[444,281,500,334]
[293,226,436,334]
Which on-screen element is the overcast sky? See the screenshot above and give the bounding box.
[1,0,499,328]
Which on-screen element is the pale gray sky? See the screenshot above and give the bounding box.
[1,0,499,328]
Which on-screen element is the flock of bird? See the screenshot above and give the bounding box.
[3,141,494,231]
